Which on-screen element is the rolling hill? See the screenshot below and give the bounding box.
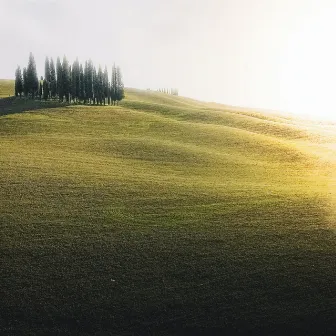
[1,80,335,335]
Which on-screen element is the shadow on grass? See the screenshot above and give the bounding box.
[0,96,69,116]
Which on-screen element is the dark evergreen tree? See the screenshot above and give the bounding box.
[97,66,103,105]
[84,61,89,104]
[103,66,109,105]
[75,59,80,101]
[116,66,125,105]
[39,76,43,100]
[107,81,111,105]
[15,66,23,97]
[79,64,84,102]
[26,52,39,99]
[49,58,57,99]
[43,79,49,100]
[69,65,72,102]
[44,57,51,99]
[71,58,81,102]
[71,60,77,102]
[87,60,94,104]
[92,66,98,105]
[23,67,28,97]
[44,57,51,84]
[111,63,117,105]
[56,56,63,101]
[62,55,70,102]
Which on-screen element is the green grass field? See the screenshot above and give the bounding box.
[1,80,335,335]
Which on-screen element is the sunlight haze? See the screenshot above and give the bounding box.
[1,0,336,120]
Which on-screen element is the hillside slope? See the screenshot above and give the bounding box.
[1,81,335,335]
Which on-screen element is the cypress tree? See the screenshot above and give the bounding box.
[108,81,111,105]
[116,66,125,105]
[15,66,23,97]
[79,64,84,103]
[56,57,63,101]
[49,58,57,99]
[43,79,49,100]
[44,57,51,85]
[84,61,88,104]
[44,57,51,99]
[71,61,77,102]
[111,64,117,105]
[39,76,43,100]
[103,66,109,105]
[26,52,39,99]
[97,66,103,105]
[18,67,24,97]
[92,66,97,105]
[69,65,72,102]
[87,60,94,104]
[23,67,28,97]
[71,58,81,102]
[62,55,70,102]
[75,59,80,101]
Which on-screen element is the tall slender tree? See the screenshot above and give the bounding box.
[15,66,23,97]
[56,57,63,101]
[84,60,89,104]
[44,57,51,83]
[92,66,98,105]
[49,58,57,99]
[26,52,39,98]
[87,60,94,104]
[75,59,80,101]
[116,66,125,105]
[62,55,70,102]
[111,63,117,105]
[71,60,77,102]
[79,64,84,102]
[69,65,72,102]
[23,67,28,97]
[103,66,109,105]
[108,81,111,105]
[39,76,43,100]
[44,57,51,98]
[43,78,49,100]
[97,66,103,105]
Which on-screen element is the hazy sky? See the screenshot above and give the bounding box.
[2,0,336,119]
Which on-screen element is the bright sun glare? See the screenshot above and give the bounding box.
[279,6,336,121]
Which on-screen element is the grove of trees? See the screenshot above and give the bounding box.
[157,88,179,96]
[15,53,125,105]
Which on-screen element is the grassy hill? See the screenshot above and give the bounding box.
[0,79,15,97]
[1,80,335,335]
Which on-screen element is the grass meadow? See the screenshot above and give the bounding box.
[1,81,335,335]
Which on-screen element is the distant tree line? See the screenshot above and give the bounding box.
[15,52,124,105]
[157,88,179,95]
